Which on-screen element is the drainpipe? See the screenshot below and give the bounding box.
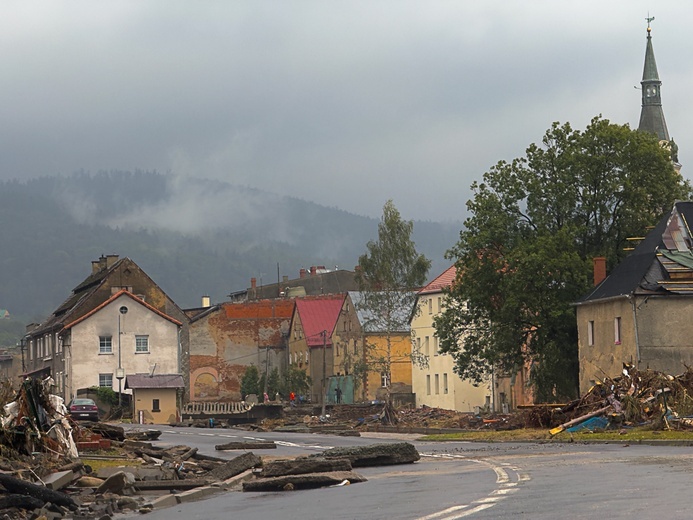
[629,294,641,365]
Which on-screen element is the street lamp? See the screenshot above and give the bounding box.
[117,305,128,406]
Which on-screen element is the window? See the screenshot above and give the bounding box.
[443,373,448,394]
[99,373,113,387]
[416,337,421,352]
[588,321,595,346]
[152,399,160,412]
[437,297,442,313]
[336,343,340,357]
[426,375,431,395]
[136,335,149,353]
[434,336,439,356]
[353,339,358,354]
[435,374,440,395]
[381,371,389,388]
[428,299,433,314]
[99,336,113,354]
[425,336,429,356]
[614,317,622,344]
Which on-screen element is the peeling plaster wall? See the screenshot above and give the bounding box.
[577,297,636,395]
[188,300,292,401]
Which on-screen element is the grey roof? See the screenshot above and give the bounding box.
[348,291,413,333]
[124,373,184,390]
[577,202,693,304]
[248,270,359,300]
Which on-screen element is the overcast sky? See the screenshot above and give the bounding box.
[1,1,690,222]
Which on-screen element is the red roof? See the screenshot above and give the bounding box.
[419,266,457,295]
[62,290,182,330]
[295,295,345,347]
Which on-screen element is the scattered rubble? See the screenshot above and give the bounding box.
[521,365,693,434]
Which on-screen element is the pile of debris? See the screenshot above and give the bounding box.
[0,436,421,518]
[526,365,693,434]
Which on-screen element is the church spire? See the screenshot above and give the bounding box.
[637,17,670,142]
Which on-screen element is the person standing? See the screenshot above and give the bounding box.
[335,387,342,404]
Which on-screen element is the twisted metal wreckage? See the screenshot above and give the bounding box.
[0,376,78,458]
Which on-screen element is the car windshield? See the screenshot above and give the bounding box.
[72,399,95,406]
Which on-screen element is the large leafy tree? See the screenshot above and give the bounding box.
[436,116,692,402]
[355,200,431,413]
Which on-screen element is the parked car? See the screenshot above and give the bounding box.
[68,398,99,421]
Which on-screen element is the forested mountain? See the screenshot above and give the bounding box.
[0,171,461,335]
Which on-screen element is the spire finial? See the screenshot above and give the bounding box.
[646,14,655,34]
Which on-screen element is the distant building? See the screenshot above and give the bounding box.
[229,266,359,301]
[637,20,680,171]
[22,255,189,402]
[187,299,294,401]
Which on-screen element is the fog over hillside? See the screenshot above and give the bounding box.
[1,171,461,322]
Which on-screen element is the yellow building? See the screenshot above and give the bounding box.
[348,292,414,403]
[411,267,491,412]
[125,373,184,425]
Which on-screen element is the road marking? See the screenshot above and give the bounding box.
[417,453,529,520]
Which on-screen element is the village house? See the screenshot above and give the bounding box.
[287,294,351,404]
[410,266,492,412]
[22,255,189,402]
[576,202,693,394]
[348,291,414,404]
[187,298,294,401]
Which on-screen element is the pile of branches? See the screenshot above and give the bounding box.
[524,364,693,431]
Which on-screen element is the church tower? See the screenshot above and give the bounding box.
[637,17,680,169]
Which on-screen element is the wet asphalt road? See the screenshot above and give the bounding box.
[119,426,693,519]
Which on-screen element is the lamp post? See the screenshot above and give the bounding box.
[117,305,128,406]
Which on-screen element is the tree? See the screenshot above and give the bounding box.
[355,200,431,417]
[436,117,692,402]
[280,366,312,399]
[240,365,261,399]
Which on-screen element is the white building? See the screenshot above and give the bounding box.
[61,290,182,401]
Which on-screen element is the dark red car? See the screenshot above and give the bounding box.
[68,398,99,421]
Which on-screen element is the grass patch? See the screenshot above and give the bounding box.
[418,428,693,443]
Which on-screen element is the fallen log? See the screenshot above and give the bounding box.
[243,470,366,491]
[0,473,78,511]
[215,441,276,451]
[262,457,352,477]
[0,494,45,510]
[315,442,420,467]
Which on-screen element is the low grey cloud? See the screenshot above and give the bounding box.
[0,1,690,222]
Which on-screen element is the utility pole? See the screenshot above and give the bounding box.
[321,330,327,417]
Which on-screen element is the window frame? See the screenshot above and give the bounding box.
[99,373,113,388]
[135,335,150,353]
[99,336,113,354]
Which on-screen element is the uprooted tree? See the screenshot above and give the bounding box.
[435,116,692,402]
[355,200,431,421]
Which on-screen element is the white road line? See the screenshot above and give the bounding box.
[416,453,529,520]
[416,505,470,520]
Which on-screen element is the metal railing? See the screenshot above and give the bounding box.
[182,401,254,415]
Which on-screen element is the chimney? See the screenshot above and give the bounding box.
[282,275,289,283]
[310,266,317,276]
[105,254,119,269]
[201,295,211,308]
[593,257,607,286]
[250,277,257,289]
[300,268,307,278]
[92,255,108,274]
